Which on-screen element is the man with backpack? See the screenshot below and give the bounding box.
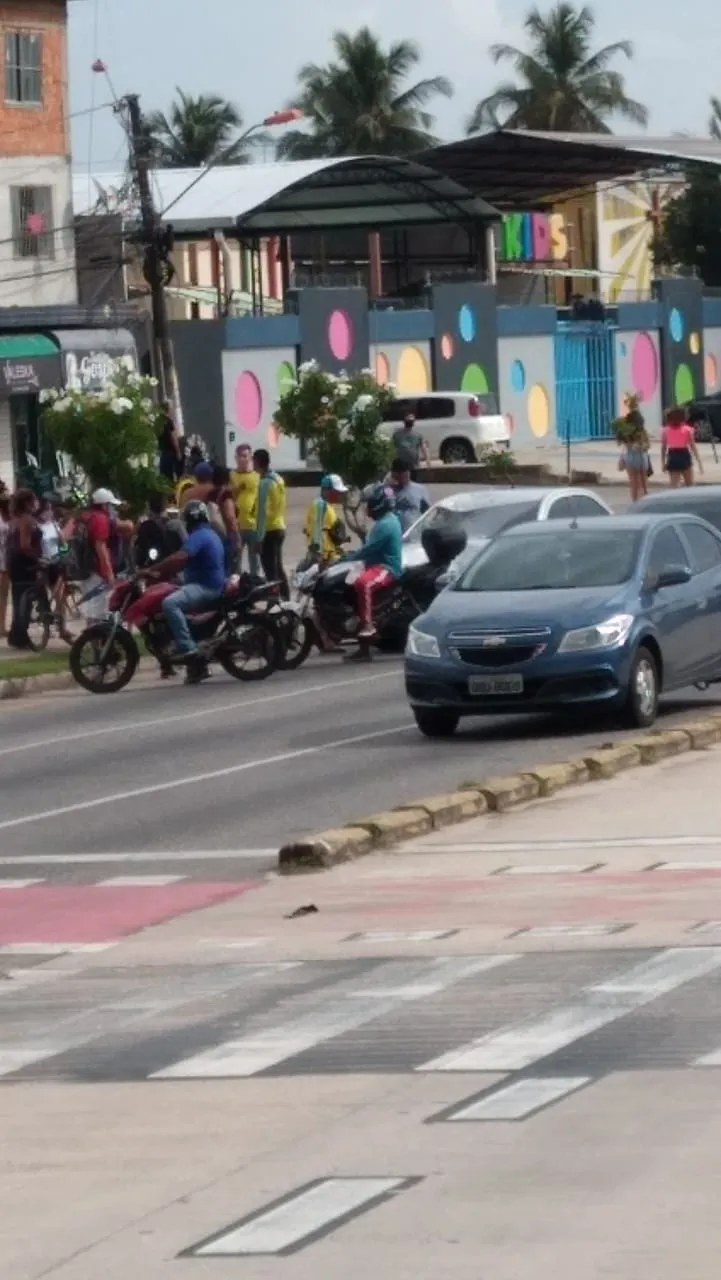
[70,489,132,620]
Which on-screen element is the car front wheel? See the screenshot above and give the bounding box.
[622,645,659,728]
[413,707,460,738]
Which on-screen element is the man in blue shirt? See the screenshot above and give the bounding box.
[151,500,226,683]
[343,482,403,661]
[389,457,430,533]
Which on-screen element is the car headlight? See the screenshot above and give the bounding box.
[558,613,634,653]
[406,624,441,659]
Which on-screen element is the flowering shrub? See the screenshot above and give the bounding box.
[40,368,164,514]
[274,362,395,499]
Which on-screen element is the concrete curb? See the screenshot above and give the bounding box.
[0,670,74,699]
[277,717,721,873]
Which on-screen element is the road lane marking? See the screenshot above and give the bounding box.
[187,1177,416,1257]
[442,1076,591,1121]
[496,864,600,875]
[0,879,43,889]
[345,930,458,942]
[419,947,721,1072]
[0,670,398,760]
[404,836,721,853]
[649,861,721,871]
[96,875,185,887]
[0,723,412,832]
[152,955,516,1079]
[0,850,277,865]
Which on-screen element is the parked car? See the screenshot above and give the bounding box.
[634,485,721,533]
[686,395,721,443]
[402,486,613,578]
[380,392,509,463]
[405,513,721,737]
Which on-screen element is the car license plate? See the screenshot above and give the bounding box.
[468,674,524,696]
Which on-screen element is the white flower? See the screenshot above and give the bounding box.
[141,397,154,411]
[298,359,318,378]
[39,387,59,404]
[110,396,133,415]
[361,367,372,376]
[52,396,72,413]
[351,393,374,416]
[148,377,159,387]
[127,371,142,387]
[320,395,330,405]
[336,381,351,396]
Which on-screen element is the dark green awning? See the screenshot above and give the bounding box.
[0,333,62,396]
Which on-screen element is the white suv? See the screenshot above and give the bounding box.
[380,391,509,464]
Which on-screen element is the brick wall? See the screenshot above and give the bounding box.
[0,0,68,157]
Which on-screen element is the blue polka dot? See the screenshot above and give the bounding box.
[670,308,684,343]
[510,359,526,392]
[619,341,627,358]
[458,304,476,343]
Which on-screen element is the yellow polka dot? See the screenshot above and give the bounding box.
[690,332,701,355]
[527,384,550,438]
[375,352,390,385]
[396,346,430,394]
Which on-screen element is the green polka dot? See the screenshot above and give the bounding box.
[460,363,489,393]
[674,362,695,403]
[277,361,296,395]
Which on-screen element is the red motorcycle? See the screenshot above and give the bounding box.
[69,570,282,693]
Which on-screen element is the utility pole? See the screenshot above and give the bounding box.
[123,93,183,429]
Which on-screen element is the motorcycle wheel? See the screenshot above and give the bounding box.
[275,608,314,671]
[69,624,139,694]
[218,617,280,682]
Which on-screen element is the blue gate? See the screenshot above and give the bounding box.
[554,320,617,441]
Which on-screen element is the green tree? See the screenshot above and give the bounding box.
[710,96,721,140]
[653,165,721,288]
[146,89,257,167]
[468,3,647,134]
[40,370,164,516]
[277,27,452,159]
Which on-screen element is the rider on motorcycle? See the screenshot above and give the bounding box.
[342,481,402,662]
[147,499,226,684]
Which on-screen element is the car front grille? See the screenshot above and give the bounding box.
[448,627,551,668]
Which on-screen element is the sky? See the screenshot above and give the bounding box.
[67,0,720,176]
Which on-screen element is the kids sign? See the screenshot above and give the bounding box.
[499,211,568,263]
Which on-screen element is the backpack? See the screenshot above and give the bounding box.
[66,517,95,580]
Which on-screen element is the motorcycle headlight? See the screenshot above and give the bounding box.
[406,624,441,659]
[558,613,634,653]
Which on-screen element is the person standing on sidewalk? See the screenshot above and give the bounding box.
[253,448,288,597]
[0,494,10,638]
[661,407,704,488]
[7,489,41,649]
[391,413,429,475]
[231,443,260,575]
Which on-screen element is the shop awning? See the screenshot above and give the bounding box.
[0,333,62,396]
[51,328,138,391]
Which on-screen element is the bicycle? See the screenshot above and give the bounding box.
[19,556,75,652]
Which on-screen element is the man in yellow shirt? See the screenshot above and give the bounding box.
[253,447,288,597]
[304,474,348,564]
[231,442,260,574]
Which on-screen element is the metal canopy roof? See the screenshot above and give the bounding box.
[420,130,721,210]
[74,156,500,236]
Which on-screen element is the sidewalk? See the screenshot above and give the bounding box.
[513,436,721,485]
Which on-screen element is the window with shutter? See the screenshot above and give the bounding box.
[5,32,42,105]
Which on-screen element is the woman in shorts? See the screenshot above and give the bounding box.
[661,406,703,487]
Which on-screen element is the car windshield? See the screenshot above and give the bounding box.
[639,497,721,534]
[404,501,538,546]
[455,529,641,592]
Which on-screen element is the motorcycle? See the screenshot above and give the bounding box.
[288,525,468,664]
[69,563,283,694]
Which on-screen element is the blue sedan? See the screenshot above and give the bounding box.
[405,514,721,737]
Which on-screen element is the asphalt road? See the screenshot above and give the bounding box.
[0,652,719,880]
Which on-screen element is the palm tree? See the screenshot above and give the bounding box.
[146,89,257,167]
[277,27,453,159]
[467,3,647,135]
[710,96,721,140]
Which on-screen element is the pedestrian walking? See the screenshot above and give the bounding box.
[231,443,260,574]
[0,494,10,638]
[391,413,429,474]
[7,489,41,649]
[616,406,652,502]
[661,406,703,488]
[253,448,288,598]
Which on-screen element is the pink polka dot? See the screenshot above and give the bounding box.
[631,332,659,403]
[234,371,262,431]
[328,309,353,361]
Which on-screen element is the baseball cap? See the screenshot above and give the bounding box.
[194,461,213,481]
[91,487,121,506]
[320,473,348,493]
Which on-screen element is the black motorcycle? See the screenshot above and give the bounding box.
[290,525,468,662]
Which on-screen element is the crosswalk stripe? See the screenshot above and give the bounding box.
[443,1076,591,1121]
[151,954,517,1080]
[419,947,721,1072]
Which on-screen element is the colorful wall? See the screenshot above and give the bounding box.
[169,286,721,466]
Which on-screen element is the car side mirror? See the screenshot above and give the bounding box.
[655,564,692,589]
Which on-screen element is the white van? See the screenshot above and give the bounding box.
[380,391,510,464]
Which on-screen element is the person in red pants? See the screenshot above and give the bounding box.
[343,483,403,662]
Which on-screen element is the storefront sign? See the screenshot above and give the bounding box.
[64,348,137,392]
[498,211,568,263]
[0,355,62,396]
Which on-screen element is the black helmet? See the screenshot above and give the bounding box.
[184,499,210,531]
[364,482,396,520]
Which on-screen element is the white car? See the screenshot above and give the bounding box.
[402,486,613,577]
[380,391,509,464]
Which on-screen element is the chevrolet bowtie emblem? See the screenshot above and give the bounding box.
[481,636,505,647]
